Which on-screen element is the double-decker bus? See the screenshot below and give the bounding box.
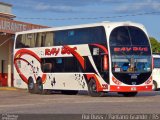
[13,21,152,97]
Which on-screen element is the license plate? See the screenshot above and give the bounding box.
[131,87,137,91]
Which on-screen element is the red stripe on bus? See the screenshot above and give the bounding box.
[63,46,85,70]
[14,49,41,84]
[42,74,47,84]
[14,58,38,84]
[90,44,108,54]
[86,74,104,91]
[110,85,152,92]
[14,58,29,84]
[14,49,41,62]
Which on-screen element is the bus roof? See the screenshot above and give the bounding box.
[15,21,145,35]
[153,54,160,58]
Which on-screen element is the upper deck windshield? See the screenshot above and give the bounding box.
[110,26,152,74]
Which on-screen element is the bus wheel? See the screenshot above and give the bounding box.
[28,77,35,94]
[152,81,157,91]
[36,77,43,94]
[61,90,78,95]
[88,79,104,97]
[121,92,138,97]
[36,78,49,94]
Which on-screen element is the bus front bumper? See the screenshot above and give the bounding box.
[110,85,152,92]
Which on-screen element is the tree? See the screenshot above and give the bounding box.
[149,37,160,53]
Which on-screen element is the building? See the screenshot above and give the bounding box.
[0,2,48,87]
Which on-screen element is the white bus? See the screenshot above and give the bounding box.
[13,21,152,97]
[152,54,160,91]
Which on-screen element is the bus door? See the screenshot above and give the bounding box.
[101,54,109,84]
[91,52,109,83]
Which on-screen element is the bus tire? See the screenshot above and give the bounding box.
[36,77,49,94]
[121,92,138,97]
[61,90,78,95]
[88,79,104,97]
[152,81,157,91]
[28,77,36,94]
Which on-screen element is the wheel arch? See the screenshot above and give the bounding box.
[28,76,34,83]
[36,76,42,81]
[153,80,158,91]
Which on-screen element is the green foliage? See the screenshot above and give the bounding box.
[149,37,160,53]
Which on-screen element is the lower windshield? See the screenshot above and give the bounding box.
[112,55,151,73]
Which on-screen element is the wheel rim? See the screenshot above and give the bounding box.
[37,79,43,91]
[29,81,34,90]
[92,83,97,92]
[38,84,43,91]
[88,79,105,97]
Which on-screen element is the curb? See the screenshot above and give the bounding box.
[0,87,19,91]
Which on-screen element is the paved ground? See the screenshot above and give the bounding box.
[0,89,160,114]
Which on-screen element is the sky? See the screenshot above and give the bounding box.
[1,0,160,41]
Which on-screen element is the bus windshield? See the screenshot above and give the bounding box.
[110,26,152,73]
[111,55,151,73]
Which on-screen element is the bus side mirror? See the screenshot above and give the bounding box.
[103,55,109,71]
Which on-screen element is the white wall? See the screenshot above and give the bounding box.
[0,35,11,73]
[0,3,12,14]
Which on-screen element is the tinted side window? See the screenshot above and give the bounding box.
[54,30,68,45]
[55,26,106,46]
[16,34,37,48]
[40,32,54,47]
[154,58,160,68]
[41,57,82,73]
[16,32,54,48]
[16,35,23,48]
